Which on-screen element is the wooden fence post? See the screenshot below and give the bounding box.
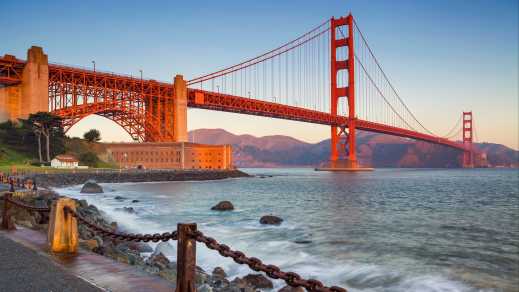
[176,223,197,292]
[1,193,14,230]
[48,198,78,253]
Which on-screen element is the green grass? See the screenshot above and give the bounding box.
[0,143,32,167]
[0,141,117,173]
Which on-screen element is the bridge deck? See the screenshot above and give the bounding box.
[0,56,468,152]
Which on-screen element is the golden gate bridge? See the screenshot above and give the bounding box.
[0,14,476,168]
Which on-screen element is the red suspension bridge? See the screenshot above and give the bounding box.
[0,13,476,168]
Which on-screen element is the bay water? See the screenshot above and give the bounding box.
[56,168,519,292]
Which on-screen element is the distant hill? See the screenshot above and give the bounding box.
[189,129,518,168]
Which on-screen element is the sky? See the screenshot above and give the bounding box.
[1,0,518,149]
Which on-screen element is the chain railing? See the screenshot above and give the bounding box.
[64,206,178,242]
[1,192,50,229]
[4,195,51,212]
[0,192,348,292]
[192,229,346,292]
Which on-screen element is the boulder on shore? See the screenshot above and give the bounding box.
[212,267,227,279]
[260,215,283,225]
[80,180,103,193]
[243,274,274,289]
[152,242,176,257]
[211,201,234,211]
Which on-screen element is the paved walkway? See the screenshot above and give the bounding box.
[0,227,175,292]
[0,233,102,292]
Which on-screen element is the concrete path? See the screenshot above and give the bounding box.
[0,233,102,292]
[0,227,175,292]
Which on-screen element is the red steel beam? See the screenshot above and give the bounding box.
[0,56,468,151]
[188,89,468,151]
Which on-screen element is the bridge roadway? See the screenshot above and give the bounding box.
[0,56,468,152]
[188,89,468,151]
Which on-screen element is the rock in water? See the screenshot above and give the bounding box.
[243,274,274,289]
[260,215,283,225]
[152,241,176,257]
[211,201,234,211]
[212,266,227,279]
[120,207,136,214]
[80,180,103,193]
[198,284,214,292]
[149,252,170,270]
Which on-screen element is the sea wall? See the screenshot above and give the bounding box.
[26,169,250,188]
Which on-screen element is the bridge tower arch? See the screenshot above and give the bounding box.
[329,14,357,168]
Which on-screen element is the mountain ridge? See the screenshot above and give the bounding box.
[188,128,518,168]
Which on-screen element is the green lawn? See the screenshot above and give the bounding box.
[0,144,32,167]
[0,142,116,173]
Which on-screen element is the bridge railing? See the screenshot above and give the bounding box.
[0,189,347,292]
[49,61,172,84]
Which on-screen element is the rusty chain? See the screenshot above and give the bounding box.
[64,206,178,242]
[57,205,345,291]
[3,175,347,290]
[191,230,347,292]
[4,195,51,213]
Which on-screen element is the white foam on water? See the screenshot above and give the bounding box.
[54,183,488,292]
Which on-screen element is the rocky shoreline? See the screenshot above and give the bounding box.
[0,189,289,292]
[0,170,301,292]
[25,169,250,188]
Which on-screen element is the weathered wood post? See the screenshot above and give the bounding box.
[1,193,14,230]
[176,223,197,292]
[48,198,78,253]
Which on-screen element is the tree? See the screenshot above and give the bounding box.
[27,112,63,162]
[0,120,38,158]
[83,129,101,143]
[79,152,98,167]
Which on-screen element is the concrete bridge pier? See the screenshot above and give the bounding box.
[173,74,188,142]
[0,46,48,122]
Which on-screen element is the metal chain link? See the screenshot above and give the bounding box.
[5,196,51,213]
[60,206,347,291]
[64,206,178,242]
[191,230,347,292]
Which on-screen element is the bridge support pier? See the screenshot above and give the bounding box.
[173,75,188,142]
[0,46,48,122]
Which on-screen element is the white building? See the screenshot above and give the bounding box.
[50,155,80,168]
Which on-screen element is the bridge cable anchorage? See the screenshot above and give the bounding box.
[349,20,442,137]
[191,229,347,292]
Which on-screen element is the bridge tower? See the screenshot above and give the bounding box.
[462,111,474,168]
[0,46,48,122]
[327,14,360,170]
